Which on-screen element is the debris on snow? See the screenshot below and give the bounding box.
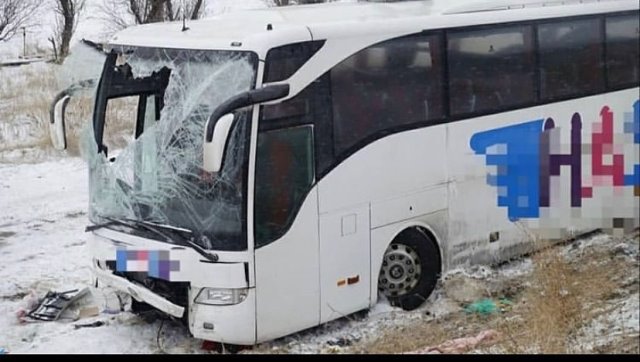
[15,290,40,324]
[25,288,91,322]
[443,274,488,304]
[74,321,106,330]
[77,306,101,319]
[407,329,501,354]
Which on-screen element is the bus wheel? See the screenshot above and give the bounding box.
[378,228,441,311]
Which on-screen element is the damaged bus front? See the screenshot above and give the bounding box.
[52,44,289,345]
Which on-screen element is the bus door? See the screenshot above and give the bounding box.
[254,125,320,340]
[319,204,371,323]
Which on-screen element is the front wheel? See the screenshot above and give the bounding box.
[378,228,441,311]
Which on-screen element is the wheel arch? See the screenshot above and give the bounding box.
[387,221,443,269]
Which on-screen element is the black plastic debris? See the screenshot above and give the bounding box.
[26,288,90,322]
[74,321,105,329]
[327,337,353,347]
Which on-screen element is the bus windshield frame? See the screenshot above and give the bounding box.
[87,45,259,252]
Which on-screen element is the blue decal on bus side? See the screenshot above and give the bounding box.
[470,119,545,221]
[470,100,640,222]
[623,101,640,187]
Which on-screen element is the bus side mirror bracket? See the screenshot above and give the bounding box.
[50,92,71,150]
[202,83,290,173]
[203,113,235,173]
[49,78,97,151]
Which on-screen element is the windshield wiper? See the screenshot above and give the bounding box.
[131,219,219,262]
[85,218,135,233]
[87,217,218,262]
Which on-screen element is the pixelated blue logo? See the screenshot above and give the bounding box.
[470,101,640,222]
[470,120,544,221]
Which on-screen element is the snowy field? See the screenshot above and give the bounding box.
[1,1,639,355]
[0,157,638,354]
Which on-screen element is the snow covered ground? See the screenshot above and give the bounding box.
[0,155,637,354]
[1,1,638,354]
[0,157,204,353]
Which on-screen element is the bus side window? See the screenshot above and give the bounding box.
[331,33,444,156]
[264,41,325,83]
[605,14,640,89]
[254,125,315,247]
[538,18,604,101]
[447,25,535,117]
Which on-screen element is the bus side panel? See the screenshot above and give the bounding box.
[255,189,320,343]
[318,126,448,216]
[318,125,448,301]
[447,106,544,268]
[319,203,371,324]
[447,90,640,268]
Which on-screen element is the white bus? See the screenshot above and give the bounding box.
[51,0,639,346]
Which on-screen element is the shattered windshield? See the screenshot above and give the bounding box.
[84,46,258,251]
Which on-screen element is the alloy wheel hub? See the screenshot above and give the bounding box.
[378,243,422,298]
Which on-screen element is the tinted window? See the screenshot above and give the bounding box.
[331,34,444,156]
[260,74,334,177]
[448,25,536,117]
[264,41,325,83]
[606,14,640,88]
[254,126,315,247]
[538,18,604,100]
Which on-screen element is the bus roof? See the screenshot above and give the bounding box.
[110,0,638,56]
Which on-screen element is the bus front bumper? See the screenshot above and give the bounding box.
[91,260,185,318]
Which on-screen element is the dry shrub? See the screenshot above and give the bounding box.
[0,65,58,152]
[102,96,137,149]
[499,240,619,354]
[352,315,455,354]
[53,95,136,156]
[1,63,137,157]
[504,248,582,353]
[63,96,95,155]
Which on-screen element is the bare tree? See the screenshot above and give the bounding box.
[0,0,42,42]
[50,0,86,62]
[99,0,206,33]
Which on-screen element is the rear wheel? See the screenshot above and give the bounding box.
[378,228,441,311]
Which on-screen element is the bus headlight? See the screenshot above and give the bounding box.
[195,288,248,306]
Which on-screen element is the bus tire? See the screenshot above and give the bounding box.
[378,227,441,311]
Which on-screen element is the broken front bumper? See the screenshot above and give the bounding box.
[91,260,185,318]
[87,227,258,344]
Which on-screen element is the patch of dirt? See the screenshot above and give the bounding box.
[65,211,86,219]
[349,231,639,354]
[64,241,86,248]
[0,230,16,240]
[0,291,28,301]
[593,335,640,354]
